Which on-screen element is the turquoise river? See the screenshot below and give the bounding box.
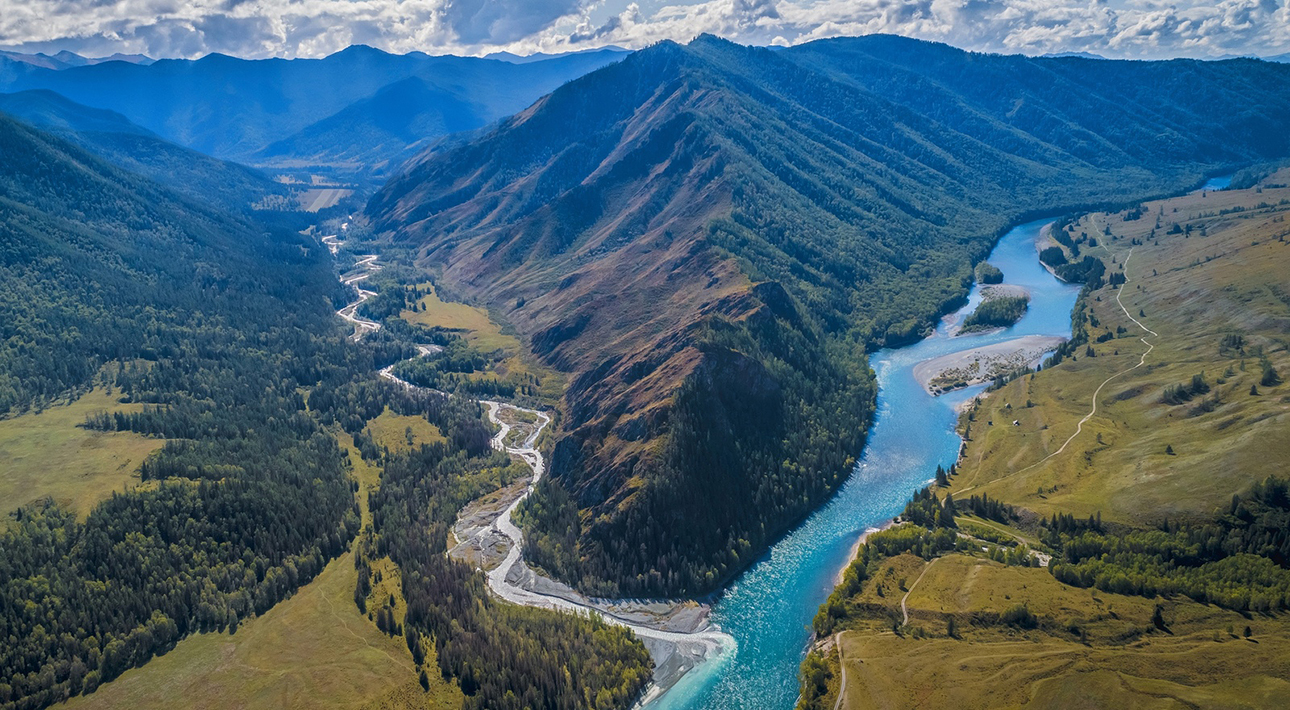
[648,216,1082,710]
[649,174,1232,709]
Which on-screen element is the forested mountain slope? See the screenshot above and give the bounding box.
[0,47,622,174]
[365,35,1290,597]
[0,116,651,710]
[0,112,317,410]
[0,112,368,708]
[0,90,291,213]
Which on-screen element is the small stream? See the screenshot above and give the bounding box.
[648,218,1081,709]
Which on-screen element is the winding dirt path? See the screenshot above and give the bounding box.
[959,248,1153,495]
[901,558,937,626]
[324,234,734,704]
[832,632,848,710]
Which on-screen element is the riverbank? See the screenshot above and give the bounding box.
[808,172,1290,710]
[647,217,1081,710]
[324,233,734,702]
[913,334,1066,395]
[833,521,896,587]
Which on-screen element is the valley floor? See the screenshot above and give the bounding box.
[803,168,1290,710]
[60,433,461,710]
[62,549,454,710]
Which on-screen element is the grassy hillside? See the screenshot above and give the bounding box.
[365,35,1290,598]
[58,434,464,710]
[61,551,458,710]
[952,171,1290,521]
[0,388,161,521]
[800,169,1290,709]
[809,543,1290,709]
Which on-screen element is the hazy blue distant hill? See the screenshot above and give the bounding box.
[368,34,1290,599]
[484,46,631,64]
[0,89,292,213]
[0,46,623,176]
[0,89,155,136]
[249,76,485,172]
[0,50,153,70]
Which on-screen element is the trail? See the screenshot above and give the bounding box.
[959,248,1153,495]
[832,632,847,710]
[324,233,733,705]
[901,557,937,626]
[320,578,416,674]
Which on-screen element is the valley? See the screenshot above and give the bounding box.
[654,215,1081,709]
[3,29,1290,710]
[325,233,734,703]
[365,34,1290,611]
[799,171,1290,709]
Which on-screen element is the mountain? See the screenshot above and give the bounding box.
[248,76,484,172]
[0,111,356,709]
[0,46,623,176]
[365,35,1290,598]
[0,111,309,407]
[0,50,152,70]
[0,89,292,213]
[485,47,631,64]
[0,113,653,710]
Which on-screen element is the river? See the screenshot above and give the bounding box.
[647,217,1081,709]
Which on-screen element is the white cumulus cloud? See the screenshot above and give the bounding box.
[0,0,1285,59]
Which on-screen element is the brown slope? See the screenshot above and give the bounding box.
[366,42,867,597]
[373,55,755,509]
[365,35,1290,597]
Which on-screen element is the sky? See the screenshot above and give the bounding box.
[1,0,1288,61]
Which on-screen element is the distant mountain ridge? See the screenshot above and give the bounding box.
[367,34,1290,598]
[0,50,153,70]
[0,89,291,214]
[0,46,623,177]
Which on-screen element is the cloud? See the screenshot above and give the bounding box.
[443,0,584,44]
[0,0,1286,59]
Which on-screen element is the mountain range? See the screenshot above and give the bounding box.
[0,46,623,178]
[0,89,291,214]
[366,34,1290,597]
[0,50,153,70]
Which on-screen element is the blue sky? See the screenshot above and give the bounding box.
[1,0,1287,60]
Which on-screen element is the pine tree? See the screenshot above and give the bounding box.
[1261,362,1281,387]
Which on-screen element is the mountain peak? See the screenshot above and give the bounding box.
[365,39,1290,598]
[330,44,392,59]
